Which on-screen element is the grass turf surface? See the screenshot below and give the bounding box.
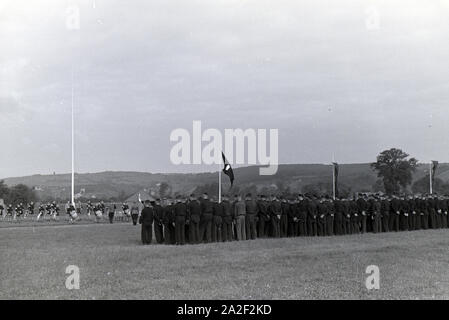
[1,223,449,300]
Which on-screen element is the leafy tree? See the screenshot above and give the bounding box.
[371,148,418,195]
[5,184,37,205]
[158,182,171,198]
[0,180,9,200]
[372,179,385,193]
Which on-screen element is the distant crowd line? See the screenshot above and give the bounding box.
[0,200,135,224]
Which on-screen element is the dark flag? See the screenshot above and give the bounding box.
[222,152,234,187]
[431,160,439,186]
[332,162,339,198]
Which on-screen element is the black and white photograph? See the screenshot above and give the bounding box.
[1,0,449,306]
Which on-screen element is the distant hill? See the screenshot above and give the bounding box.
[3,163,449,201]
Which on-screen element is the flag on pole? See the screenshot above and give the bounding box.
[222,152,234,187]
[332,162,339,198]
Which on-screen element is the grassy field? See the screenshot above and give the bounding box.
[1,222,449,300]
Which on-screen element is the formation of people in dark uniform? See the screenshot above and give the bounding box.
[136,192,449,245]
[2,192,448,245]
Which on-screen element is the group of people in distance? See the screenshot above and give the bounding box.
[137,192,449,245]
[0,200,139,224]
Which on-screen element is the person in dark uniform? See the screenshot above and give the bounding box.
[153,199,164,244]
[306,195,318,236]
[371,196,382,233]
[200,193,214,243]
[162,199,175,244]
[421,196,430,230]
[444,196,449,228]
[350,198,360,234]
[245,193,258,240]
[389,195,401,232]
[279,196,289,237]
[232,194,239,239]
[139,200,154,245]
[356,194,368,234]
[219,195,231,241]
[342,199,351,235]
[174,196,187,245]
[399,196,409,231]
[441,196,449,228]
[286,198,296,237]
[434,195,442,229]
[212,197,223,242]
[288,198,299,237]
[325,198,335,236]
[257,195,270,238]
[317,197,328,236]
[234,195,246,240]
[428,195,438,229]
[408,196,417,231]
[187,194,201,244]
[380,195,390,232]
[414,196,422,230]
[416,195,426,230]
[268,195,281,238]
[297,195,308,236]
[333,198,343,235]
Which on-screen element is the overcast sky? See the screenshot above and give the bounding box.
[1,0,449,178]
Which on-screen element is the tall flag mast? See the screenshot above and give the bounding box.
[218,158,222,203]
[430,160,438,194]
[429,162,432,195]
[332,159,339,200]
[66,7,79,208]
[331,154,336,200]
[71,71,75,206]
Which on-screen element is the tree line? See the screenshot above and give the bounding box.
[0,181,37,205]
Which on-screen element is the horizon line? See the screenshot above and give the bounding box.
[2,161,446,181]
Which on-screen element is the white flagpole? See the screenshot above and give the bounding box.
[332,166,335,200]
[429,162,433,195]
[218,162,222,203]
[332,154,336,200]
[71,72,75,207]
